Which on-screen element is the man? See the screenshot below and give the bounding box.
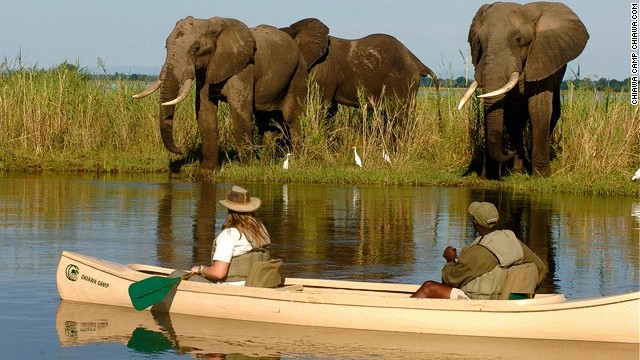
[411,201,547,299]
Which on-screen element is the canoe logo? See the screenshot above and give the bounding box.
[65,264,79,281]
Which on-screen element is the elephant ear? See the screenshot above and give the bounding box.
[524,2,589,82]
[468,4,492,68]
[207,17,256,84]
[280,18,329,69]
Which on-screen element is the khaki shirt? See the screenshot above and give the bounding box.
[441,230,547,296]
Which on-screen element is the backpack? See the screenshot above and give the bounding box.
[244,259,284,288]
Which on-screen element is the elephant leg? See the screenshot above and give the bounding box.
[505,99,527,174]
[528,90,554,177]
[197,88,220,171]
[483,98,506,180]
[550,86,561,133]
[224,74,255,164]
[549,66,566,134]
[280,65,307,153]
[547,87,563,162]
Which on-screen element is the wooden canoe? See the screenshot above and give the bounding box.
[56,251,639,344]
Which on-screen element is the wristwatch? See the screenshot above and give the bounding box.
[198,265,204,275]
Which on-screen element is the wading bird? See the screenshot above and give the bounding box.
[352,147,362,168]
[382,148,392,165]
[283,153,292,171]
[633,167,640,181]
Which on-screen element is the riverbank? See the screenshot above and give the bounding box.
[1,65,638,196]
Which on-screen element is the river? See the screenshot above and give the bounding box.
[0,172,638,359]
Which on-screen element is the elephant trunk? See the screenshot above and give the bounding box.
[478,72,519,99]
[482,70,518,163]
[162,78,193,106]
[484,98,515,163]
[159,65,183,155]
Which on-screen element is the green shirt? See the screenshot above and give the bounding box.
[441,230,547,290]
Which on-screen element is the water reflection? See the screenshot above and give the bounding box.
[193,181,217,264]
[56,300,639,359]
[0,173,638,299]
[209,183,639,297]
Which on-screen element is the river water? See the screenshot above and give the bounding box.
[0,172,638,359]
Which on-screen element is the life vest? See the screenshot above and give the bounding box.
[461,230,524,299]
[225,248,270,282]
[211,242,270,283]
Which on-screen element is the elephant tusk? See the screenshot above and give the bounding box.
[457,81,479,110]
[477,72,520,99]
[161,78,194,106]
[132,80,161,99]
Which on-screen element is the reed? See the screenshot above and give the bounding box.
[0,63,637,195]
[0,60,198,172]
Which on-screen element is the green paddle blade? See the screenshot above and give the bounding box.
[127,327,175,353]
[128,276,182,311]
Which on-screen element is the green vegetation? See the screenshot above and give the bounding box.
[431,76,634,93]
[0,61,638,196]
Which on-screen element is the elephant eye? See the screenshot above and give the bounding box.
[514,31,533,47]
[514,36,531,47]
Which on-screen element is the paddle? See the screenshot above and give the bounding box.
[127,327,176,353]
[128,272,194,311]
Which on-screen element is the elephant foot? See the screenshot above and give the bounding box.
[511,155,525,174]
[198,161,220,173]
[532,166,551,178]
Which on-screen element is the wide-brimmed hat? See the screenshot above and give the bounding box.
[468,201,499,228]
[219,185,261,213]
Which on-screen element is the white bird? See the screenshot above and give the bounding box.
[283,153,292,171]
[382,148,392,165]
[633,167,640,181]
[352,147,362,168]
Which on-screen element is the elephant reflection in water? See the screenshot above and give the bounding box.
[266,185,416,276]
[468,187,556,293]
[156,183,177,266]
[458,2,589,179]
[356,188,415,267]
[156,182,217,268]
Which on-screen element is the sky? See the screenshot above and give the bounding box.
[1,1,631,80]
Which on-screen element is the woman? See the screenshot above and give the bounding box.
[189,185,271,285]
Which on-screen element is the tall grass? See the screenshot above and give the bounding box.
[0,62,638,195]
[0,60,198,171]
[552,83,640,190]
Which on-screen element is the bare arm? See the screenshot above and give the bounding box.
[190,261,230,281]
[520,244,548,286]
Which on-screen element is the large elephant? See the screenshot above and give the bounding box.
[457,2,589,178]
[133,16,308,171]
[280,18,439,115]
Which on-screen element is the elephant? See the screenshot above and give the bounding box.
[457,2,589,179]
[133,16,308,171]
[280,18,439,116]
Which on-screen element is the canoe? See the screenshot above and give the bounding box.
[56,300,640,359]
[56,251,640,344]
